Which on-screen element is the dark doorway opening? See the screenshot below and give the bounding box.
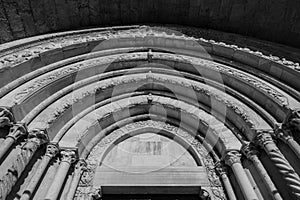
[102,194,201,200]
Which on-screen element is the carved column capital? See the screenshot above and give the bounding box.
[215,161,227,176]
[241,142,259,159]
[0,107,14,127]
[254,130,274,147]
[223,150,242,166]
[6,123,27,141]
[60,149,78,164]
[282,109,300,134]
[274,130,293,143]
[45,143,59,158]
[76,159,87,171]
[22,129,49,151]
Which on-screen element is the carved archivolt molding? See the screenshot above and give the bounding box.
[75,120,226,200]
[11,51,288,107]
[0,26,298,72]
[39,72,265,135]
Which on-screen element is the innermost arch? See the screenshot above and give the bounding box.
[101,133,198,169]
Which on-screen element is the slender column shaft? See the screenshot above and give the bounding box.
[20,143,58,200]
[280,109,300,159]
[255,131,300,199]
[0,123,27,162]
[275,130,300,160]
[224,150,258,200]
[242,143,282,200]
[66,159,86,200]
[0,137,14,161]
[0,129,48,200]
[286,138,300,159]
[44,149,77,200]
[215,162,237,200]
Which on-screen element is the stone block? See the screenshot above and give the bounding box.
[212,43,235,59]
[40,48,64,65]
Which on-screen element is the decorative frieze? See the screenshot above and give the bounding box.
[44,73,256,132]
[1,26,298,73]
[10,50,288,107]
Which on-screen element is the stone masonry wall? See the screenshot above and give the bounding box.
[0,0,300,48]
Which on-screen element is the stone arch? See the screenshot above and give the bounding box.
[78,120,226,200]
[0,25,299,200]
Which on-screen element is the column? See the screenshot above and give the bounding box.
[277,118,300,160]
[0,107,13,127]
[66,159,87,200]
[254,130,300,199]
[241,143,283,200]
[215,161,237,200]
[0,123,27,162]
[223,150,259,200]
[20,143,59,200]
[44,148,77,200]
[0,129,48,200]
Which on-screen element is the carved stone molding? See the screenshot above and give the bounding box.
[147,49,153,63]
[0,107,13,127]
[44,73,257,133]
[223,150,242,166]
[60,149,78,164]
[0,26,298,75]
[6,123,27,141]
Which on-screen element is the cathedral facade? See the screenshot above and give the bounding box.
[0,1,300,200]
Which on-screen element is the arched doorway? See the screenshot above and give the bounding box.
[77,121,219,200]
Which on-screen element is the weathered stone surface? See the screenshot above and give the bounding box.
[0,0,299,48]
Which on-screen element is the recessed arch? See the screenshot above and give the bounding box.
[97,126,204,167]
